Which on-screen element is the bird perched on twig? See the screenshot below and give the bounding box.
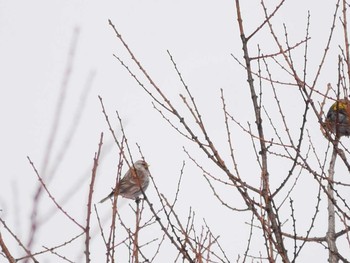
[99,160,150,203]
[325,99,350,137]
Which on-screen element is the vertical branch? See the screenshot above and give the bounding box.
[0,232,16,263]
[327,142,340,263]
[342,0,350,85]
[133,200,141,263]
[48,71,96,181]
[235,1,289,262]
[235,0,268,193]
[41,27,80,182]
[26,28,80,258]
[85,132,104,263]
[106,145,125,263]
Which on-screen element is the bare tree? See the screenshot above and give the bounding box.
[1,1,350,262]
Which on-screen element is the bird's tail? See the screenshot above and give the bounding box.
[99,191,113,203]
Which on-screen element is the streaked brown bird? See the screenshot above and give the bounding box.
[99,160,150,203]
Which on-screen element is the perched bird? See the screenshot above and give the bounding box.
[325,99,350,137]
[99,160,150,203]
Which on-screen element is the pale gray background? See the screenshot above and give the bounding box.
[0,0,347,262]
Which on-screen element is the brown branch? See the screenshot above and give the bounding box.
[326,141,340,262]
[342,0,350,84]
[27,157,84,230]
[0,218,38,263]
[251,38,310,60]
[85,132,104,263]
[16,232,84,261]
[247,0,285,41]
[26,28,80,257]
[133,200,141,263]
[236,0,290,261]
[0,232,15,263]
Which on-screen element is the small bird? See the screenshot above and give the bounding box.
[325,99,350,137]
[99,160,150,203]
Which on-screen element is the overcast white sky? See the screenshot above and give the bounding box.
[0,0,349,262]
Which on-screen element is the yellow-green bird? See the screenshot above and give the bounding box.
[325,99,350,137]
